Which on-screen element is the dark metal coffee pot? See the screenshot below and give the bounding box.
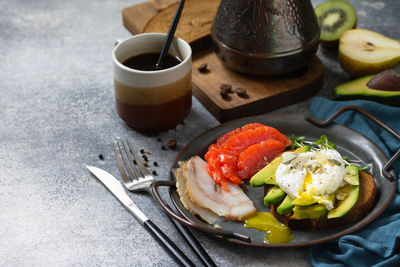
[211,0,320,76]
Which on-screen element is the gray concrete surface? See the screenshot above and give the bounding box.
[0,0,398,266]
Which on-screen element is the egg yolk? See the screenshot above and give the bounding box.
[295,171,316,205]
[244,212,293,243]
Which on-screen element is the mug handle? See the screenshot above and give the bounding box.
[114,38,125,47]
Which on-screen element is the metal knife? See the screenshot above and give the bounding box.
[87,166,194,267]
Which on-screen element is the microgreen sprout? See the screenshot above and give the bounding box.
[290,134,306,149]
[289,134,370,172]
[314,135,336,150]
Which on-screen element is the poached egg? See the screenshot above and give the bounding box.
[275,149,346,210]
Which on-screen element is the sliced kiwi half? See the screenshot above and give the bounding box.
[315,0,357,47]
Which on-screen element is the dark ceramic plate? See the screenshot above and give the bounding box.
[164,114,397,247]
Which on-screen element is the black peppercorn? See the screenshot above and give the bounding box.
[167,138,177,149]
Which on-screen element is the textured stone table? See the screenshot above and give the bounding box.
[1,0,398,266]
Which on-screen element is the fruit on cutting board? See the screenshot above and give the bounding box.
[334,69,400,105]
[339,29,400,77]
[314,0,357,48]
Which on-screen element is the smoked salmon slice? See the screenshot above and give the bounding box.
[222,126,290,151]
[236,139,285,178]
[216,123,265,145]
[204,123,290,191]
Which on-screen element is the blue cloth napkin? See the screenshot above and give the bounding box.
[308,97,400,267]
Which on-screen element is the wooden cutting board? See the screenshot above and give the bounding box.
[122,0,323,122]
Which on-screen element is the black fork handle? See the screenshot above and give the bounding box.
[143,219,195,267]
[166,205,217,267]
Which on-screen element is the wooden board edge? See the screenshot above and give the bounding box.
[193,58,324,122]
[192,83,223,120]
[219,70,324,122]
[122,0,178,35]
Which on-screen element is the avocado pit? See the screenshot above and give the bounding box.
[367,68,400,91]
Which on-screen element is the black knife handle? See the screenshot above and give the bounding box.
[143,219,195,267]
[168,216,217,267]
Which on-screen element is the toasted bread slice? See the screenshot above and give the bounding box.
[268,171,377,230]
[143,0,220,48]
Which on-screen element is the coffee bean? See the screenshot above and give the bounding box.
[220,83,232,92]
[235,87,247,97]
[220,89,230,99]
[197,63,208,73]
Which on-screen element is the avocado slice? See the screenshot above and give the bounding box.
[328,184,359,219]
[291,197,317,206]
[264,186,286,206]
[344,165,360,185]
[264,173,276,185]
[334,75,400,105]
[293,204,328,220]
[277,195,295,214]
[250,156,282,187]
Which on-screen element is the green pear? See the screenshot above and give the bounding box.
[339,29,400,77]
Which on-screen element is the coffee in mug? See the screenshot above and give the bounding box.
[112,33,192,132]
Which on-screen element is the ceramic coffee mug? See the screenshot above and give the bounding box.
[112,33,192,132]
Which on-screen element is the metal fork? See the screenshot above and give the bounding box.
[113,140,154,193]
[113,139,216,267]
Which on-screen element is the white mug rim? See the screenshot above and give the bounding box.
[112,33,192,75]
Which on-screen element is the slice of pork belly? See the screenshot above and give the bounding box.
[182,156,256,221]
[174,161,221,225]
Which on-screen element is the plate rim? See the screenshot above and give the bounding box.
[167,113,398,247]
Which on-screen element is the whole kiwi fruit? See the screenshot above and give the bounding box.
[315,0,357,48]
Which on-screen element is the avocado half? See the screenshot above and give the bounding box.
[334,75,400,105]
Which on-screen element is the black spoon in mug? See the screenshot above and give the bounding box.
[156,0,186,69]
[154,3,217,266]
